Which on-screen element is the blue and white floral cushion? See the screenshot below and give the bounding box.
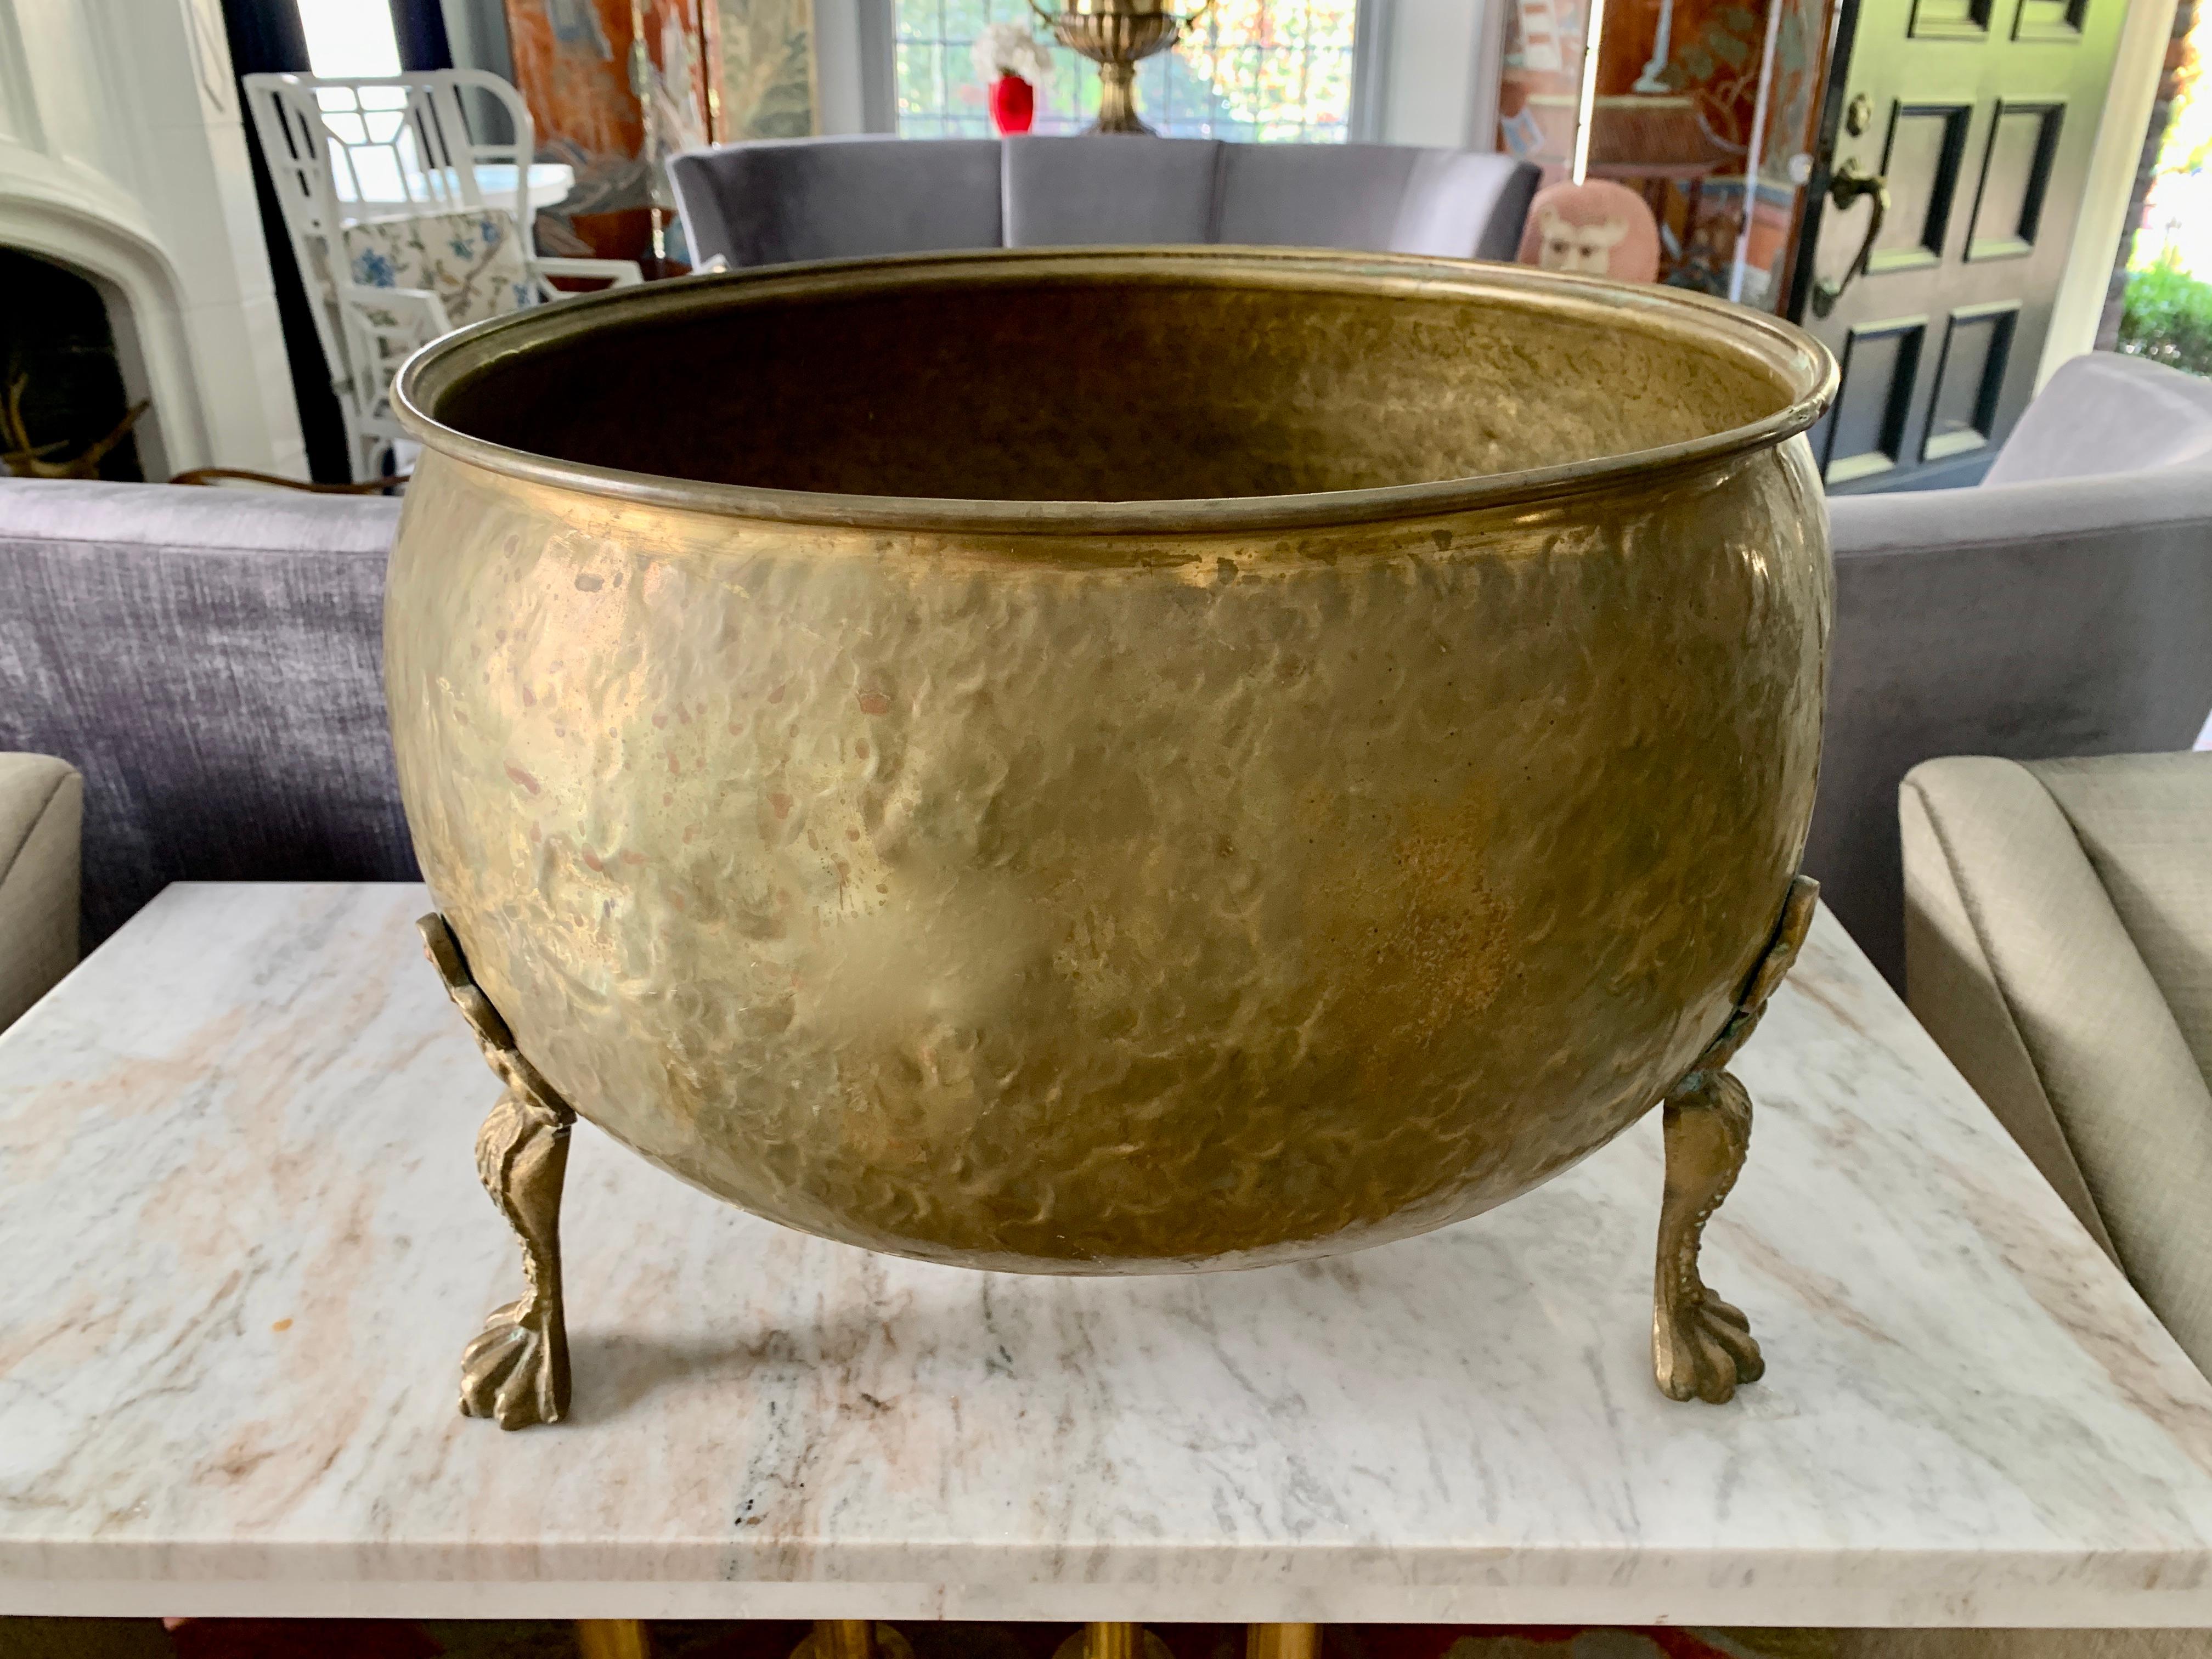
[341,206,534,331]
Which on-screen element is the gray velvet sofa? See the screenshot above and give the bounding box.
[668,136,1541,269]
[0,480,409,948]
[3,355,2207,987]
[1815,352,2212,982]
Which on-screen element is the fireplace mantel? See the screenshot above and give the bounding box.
[0,0,306,479]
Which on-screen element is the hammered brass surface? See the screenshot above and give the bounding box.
[386,249,1835,1276]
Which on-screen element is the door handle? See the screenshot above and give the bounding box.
[1811,157,1891,318]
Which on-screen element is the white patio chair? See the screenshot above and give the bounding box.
[243,70,642,481]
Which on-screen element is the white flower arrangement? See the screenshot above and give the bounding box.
[972,21,1056,84]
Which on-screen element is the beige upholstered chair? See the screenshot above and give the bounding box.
[1901,751,2212,1376]
[0,753,82,1032]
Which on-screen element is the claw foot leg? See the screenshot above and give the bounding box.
[1652,873,1817,1404]
[420,913,577,1429]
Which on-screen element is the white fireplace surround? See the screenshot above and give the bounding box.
[1,0,306,479]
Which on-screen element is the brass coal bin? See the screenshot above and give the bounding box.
[387,247,1838,1427]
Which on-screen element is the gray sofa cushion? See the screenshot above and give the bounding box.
[1214,140,1417,249]
[0,479,413,947]
[1396,150,1544,262]
[1215,143,1537,261]
[1000,134,1222,246]
[668,136,1003,268]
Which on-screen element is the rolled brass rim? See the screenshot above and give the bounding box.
[393,245,1838,536]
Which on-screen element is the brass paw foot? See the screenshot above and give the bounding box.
[421,913,578,1430]
[1656,1068,1764,1402]
[1652,874,1816,1404]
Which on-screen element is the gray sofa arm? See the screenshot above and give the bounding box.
[0,753,82,1031]
[1813,467,2212,986]
[0,477,409,950]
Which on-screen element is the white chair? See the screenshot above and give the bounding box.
[244,70,643,481]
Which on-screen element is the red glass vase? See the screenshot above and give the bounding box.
[990,72,1035,135]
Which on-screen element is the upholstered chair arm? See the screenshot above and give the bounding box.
[1900,754,2212,1377]
[0,754,82,1032]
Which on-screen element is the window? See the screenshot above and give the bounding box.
[294,0,403,77]
[893,0,1366,142]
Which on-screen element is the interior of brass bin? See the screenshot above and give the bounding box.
[387,249,1837,1276]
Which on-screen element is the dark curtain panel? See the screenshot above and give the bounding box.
[390,0,454,70]
[219,0,352,483]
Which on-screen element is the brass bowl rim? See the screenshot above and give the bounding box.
[392,245,1839,536]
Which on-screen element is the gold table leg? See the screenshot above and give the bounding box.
[1052,1625,1175,1659]
[575,1621,652,1659]
[1248,1626,1321,1659]
[793,1622,917,1659]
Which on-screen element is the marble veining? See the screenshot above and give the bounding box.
[2,883,2211,1624]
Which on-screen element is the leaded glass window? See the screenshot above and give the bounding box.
[894,0,1361,142]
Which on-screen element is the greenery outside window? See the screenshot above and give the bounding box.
[2118,1,2208,377]
[887,0,1375,142]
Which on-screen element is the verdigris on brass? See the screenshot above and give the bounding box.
[385,248,1838,1424]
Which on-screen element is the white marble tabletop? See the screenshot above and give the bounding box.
[4,883,2211,1627]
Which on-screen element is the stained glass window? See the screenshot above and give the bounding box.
[894,0,1361,142]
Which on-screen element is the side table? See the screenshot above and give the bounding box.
[3,885,2210,1637]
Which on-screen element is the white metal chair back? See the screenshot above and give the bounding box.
[243,74,364,450]
[242,70,634,481]
[249,72,540,228]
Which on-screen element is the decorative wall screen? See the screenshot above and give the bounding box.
[894,0,1359,140]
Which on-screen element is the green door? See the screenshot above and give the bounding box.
[1787,0,2131,490]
